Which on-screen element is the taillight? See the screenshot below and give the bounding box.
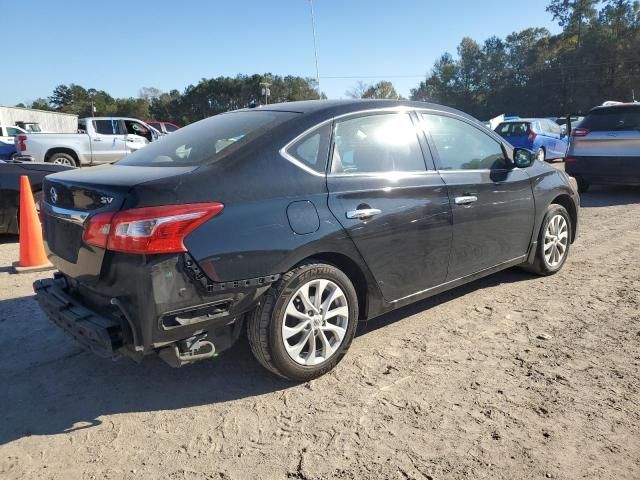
[83,203,224,254]
[527,126,537,142]
[83,211,115,248]
[572,128,590,137]
[18,134,27,152]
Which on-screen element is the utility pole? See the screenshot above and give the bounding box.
[308,0,321,97]
[260,82,271,104]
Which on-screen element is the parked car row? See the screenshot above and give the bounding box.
[16,117,172,166]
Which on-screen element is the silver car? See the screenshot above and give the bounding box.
[565,103,640,192]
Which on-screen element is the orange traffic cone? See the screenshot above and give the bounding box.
[12,175,54,273]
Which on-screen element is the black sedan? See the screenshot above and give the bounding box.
[0,160,73,235]
[33,100,580,381]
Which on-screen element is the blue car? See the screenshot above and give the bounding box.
[0,141,17,160]
[495,118,568,162]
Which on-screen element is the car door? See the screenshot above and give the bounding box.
[90,119,128,163]
[541,119,563,157]
[419,112,535,280]
[326,111,452,302]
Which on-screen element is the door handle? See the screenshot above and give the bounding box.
[93,138,102,142]
[454,195,478,205]
[346,208,382,220]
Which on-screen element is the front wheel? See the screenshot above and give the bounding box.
[247,262,359,381]
[523,204,572,276]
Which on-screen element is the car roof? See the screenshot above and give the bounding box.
[499,118,546,123]
[589,102,640,113]
[239,99,479,122]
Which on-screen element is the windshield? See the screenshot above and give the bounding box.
[581,107,640,132]
[118,110,298,167]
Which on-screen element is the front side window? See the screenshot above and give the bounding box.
[422,113,507,170]
[164,123,179,132]
[94,119,122,135]
[331,113,426,174]
[125,120,152,141]
[285,123,331,173]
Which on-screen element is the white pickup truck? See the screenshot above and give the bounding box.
[15,117,159,167]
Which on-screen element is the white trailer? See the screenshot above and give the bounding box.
[0,106,78,133]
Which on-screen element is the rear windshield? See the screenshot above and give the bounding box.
[118,110,298,167]
[495,122,529,136]
[580,107,640,132]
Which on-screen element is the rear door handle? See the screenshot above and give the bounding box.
[93,138,102,142]
[346,208,382,220]
[454,195,478,205]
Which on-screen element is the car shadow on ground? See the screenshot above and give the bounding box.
[0,266,534,445]
[580,185,640,207]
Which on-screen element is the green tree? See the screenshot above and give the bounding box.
[361,80,402,99]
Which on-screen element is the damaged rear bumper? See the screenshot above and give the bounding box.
[34,276,123,358]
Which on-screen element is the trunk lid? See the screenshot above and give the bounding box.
[42,164,197,282]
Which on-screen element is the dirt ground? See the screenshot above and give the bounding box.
[1,170,639,479]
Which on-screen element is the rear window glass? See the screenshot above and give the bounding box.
[118,111,297,167]
[581,108,640,132]
[496,122,529,136]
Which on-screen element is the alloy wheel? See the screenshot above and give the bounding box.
[544,214,568,267]
[281,279,349,366]
[53,157,73,166]
[537,149,545,162]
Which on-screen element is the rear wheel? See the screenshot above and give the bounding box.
[247,261,359,381]
[47,153,77,167]
[524,204,571,276]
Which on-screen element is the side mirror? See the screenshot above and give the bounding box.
[514,148,534,168]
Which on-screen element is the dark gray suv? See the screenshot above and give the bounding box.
[566,103,640,192]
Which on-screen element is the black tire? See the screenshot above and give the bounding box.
[524,204,572,276]
[247,261,359,381]
[47,152,77,167]
[576,176,589,193]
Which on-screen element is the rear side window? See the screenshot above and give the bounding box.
[496,122,529,136]
[5,127,21,137]
[580,108,640,132]
[285,123,331,173]
[331,113,426,174]
[165,123,179,132]
[422,113,507,170]
[119,111,298,167]
[94,119,123,135]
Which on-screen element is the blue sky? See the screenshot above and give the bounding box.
[2,0,559,106]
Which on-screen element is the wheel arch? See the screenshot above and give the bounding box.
[551,194,577,243]
[44,147,80,165]
[291,252,372,320]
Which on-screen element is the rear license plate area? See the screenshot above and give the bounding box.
[45,215,83,263]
